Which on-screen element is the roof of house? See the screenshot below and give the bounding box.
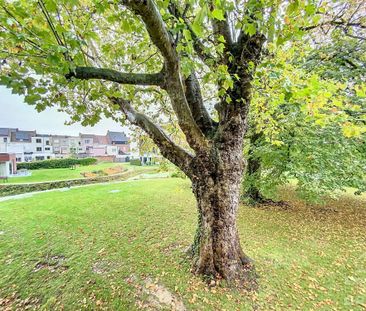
[50,135,79,139]
[36,134,51,138]
[80,133,95,139]
[107,131,128,143]
[11,130,36,142]
[0,128,17,136]
[94,135,109,145]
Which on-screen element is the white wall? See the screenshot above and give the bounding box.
[106,145,119,155]
[31,137,53,153]
[0,143,6,153]
[0,161,10,177]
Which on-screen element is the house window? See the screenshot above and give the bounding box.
[36,147,42,151]
[85,139,90,144]
[36,138,42,143]
[45,147,50,151]
[35,156,44,161]
[3,137,7,142]
[47,156,50,159]
[16,157,21,162]
[46,140,50,145]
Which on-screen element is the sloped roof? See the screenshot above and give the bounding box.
[11,130,35,142]
[36,134,50,138]
[80,133,95,139]
[0,128,17,136]
[94,135,109,145]
[107,131,128,143]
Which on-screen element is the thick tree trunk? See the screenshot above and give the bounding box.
[188,147,257,288]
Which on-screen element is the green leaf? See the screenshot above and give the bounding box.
[245,23,257,36]
[211,9,225,21]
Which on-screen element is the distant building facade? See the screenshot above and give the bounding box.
[0,128,54,162]
[0,128,130,163]
[107,131,130,154]
[51,135,81,158]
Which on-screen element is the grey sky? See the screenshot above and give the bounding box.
[0,86,129,136]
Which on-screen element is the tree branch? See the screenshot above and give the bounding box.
[302,19,366,31]
[184,72,216,136]
[209,2,233,56]
[121,0,177,68]
[121,0,209,151]
[167,2,217,66]
[111,97,194,175]
[66,66,164,86]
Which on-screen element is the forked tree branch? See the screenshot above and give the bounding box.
[111,97,194,175]
[121,0,209,152]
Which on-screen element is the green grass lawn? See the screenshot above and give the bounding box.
[7,162,153,184]
[0,178,365,310]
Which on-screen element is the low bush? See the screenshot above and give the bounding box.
[130,159,142,166]
[171,168,187,179]
[17,158,97,170]
[158,160,170,172]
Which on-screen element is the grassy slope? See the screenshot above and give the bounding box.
[7,163,149,184]
[0,178,365,310]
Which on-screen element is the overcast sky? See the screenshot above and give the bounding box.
[0,86,129,136]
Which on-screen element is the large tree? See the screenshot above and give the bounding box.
[243,22,366,204]
[0,0,365,285]
[243,38,366,203]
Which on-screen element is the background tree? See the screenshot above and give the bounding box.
[1,0,364,285]
[243,16,366,204]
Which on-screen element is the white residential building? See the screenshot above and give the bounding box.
[0,129,55,162]
[30,135,55,161]
[50,135,82,158]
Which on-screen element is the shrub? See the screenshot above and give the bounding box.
[17,158,97,170]
[171,168,187,179]
[158,160,170,172]
[130,159,142,166]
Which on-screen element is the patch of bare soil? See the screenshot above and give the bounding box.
[126,275,186,311]
[33,254,68,273]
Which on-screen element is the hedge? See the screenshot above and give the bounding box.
[17,158,97,170]
[130,159,142,166]
[0,167,156,197]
